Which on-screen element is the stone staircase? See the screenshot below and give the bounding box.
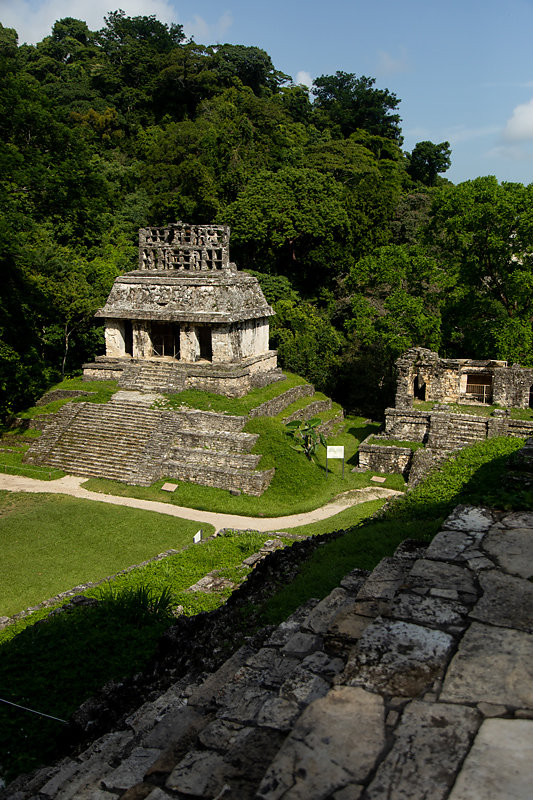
[23,397,169,485]
[119,361,186,394]
[425,412,487,450]
[5,504,532,800]
[21,379,341,495]
[163,409,273,496]
[23,397,275,494]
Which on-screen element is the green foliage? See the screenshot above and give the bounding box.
[385,436,524,521]
[285,417,327,460]
[312,71,402,142]
[407,140,451,186]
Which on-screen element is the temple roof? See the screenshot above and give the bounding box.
[95,271,274,324]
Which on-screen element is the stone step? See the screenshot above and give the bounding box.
[248,383,315,418]
[166,446,261,471]
[165,462,274,496]
[283,398,332,424]
[172,429,258,454]
[170,409,247,434]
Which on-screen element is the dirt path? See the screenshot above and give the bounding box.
[0,473,401,533]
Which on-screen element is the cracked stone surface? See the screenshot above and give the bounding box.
[365,701,480,800]
[3,504,532,800]
[469,570,533,633]
[483,527,533,578]
[447,719,533,800]
[441,622,533,708]
[343,619,454,696]
[256,687,385,799]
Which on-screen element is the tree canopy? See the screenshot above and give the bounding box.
[1,12,532,419]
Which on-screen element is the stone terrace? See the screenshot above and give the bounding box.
[5,504,532,799]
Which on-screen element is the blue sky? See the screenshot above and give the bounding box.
[3,0,533,184]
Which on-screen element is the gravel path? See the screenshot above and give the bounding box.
[0,473,401,533]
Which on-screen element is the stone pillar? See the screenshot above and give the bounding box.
[133,321,152,359]
[180,326,200,362]
[105,320,126,357]
[487,410,510,438]
[212,325,235,362]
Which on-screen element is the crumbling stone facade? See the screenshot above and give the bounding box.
[395,347,533,409]
[83,223,280,397]
[361,348,533,483]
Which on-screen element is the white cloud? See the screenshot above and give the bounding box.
[0,0,177,43]
[444,124,501,144]
[487,143,533,161]
[183,10,232,43]
[295,70,312,88]
[503,97,533,141]
[375,47,410,76]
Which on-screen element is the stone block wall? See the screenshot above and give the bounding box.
[248,384,315,418]
[385,408,431,441]
[358,437,413,478]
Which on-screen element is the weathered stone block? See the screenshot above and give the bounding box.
[441,622,533,708]
[343,619,454,696]
[256,686,385,799]
[366,700,480,800]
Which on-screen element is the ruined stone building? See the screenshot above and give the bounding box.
[83,222,280,396]
[359,347,533,484]
[395,348,533,410]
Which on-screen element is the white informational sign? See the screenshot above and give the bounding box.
[193,530,202,544]
[327,446,345,459]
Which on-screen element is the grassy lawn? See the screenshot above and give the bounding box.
[0,491,215,618]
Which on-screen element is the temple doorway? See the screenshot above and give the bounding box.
[198,326,212,361]
[151,323,180,358]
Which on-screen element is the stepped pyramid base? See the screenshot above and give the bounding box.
[23,392,274,494]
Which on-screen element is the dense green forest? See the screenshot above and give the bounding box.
[1,10,532,419]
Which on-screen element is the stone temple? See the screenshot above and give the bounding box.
[23,223,288,493]
[83,222,280,396]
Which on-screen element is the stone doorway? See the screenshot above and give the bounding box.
[151,322,180,359]
[198,326,212,361]
[465,373,493,403]
[124,321,133,356]
[414,375,426,401]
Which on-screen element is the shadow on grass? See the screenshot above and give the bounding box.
[0,590,174,783]
[0,436,526,786]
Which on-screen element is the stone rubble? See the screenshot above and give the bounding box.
[2,504,533,799]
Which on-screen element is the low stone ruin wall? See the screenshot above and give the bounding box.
[248,383,314,417]
[283,399,332,424]
[165,463,275,496]
[385,407,533,446]
[358,437,413,478]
